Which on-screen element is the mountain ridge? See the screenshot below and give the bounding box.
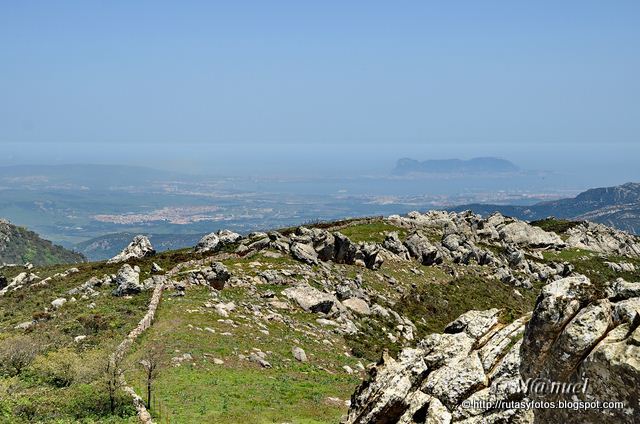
[452,182,640,234]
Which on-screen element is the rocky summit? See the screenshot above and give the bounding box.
[0,211,639,423]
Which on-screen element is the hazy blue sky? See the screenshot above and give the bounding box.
[1,0,639,148]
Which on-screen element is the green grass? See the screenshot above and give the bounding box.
[530,218,581,235]
[125,286,362,424]
[338,222,407,244]
[397,275,540,339]
[543,248,640,286]
[0,258,167,423]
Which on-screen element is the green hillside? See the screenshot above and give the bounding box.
[0,220,86,266]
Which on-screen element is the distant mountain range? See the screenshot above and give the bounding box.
[0,219,85,266]
[393,157,519,175]
[452,182,640,234]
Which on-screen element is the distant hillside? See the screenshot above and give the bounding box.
[393,157,519,175]
[452,182,640,234]
[75,232,207,261]
[0,219,85,266]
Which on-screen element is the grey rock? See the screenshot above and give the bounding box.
[195,229,241,253]
[51,297,67,309]
[342,298,371,315]
[566,221,640,257]
[404,232,443,265]
[290,242,319,265]
[498,221,565,249]
[188,262,231,290]
[292,346,308,362]
[282,284,337,313]
[382,232,411,260]
[112,264,142,296]
[107,235,155,264]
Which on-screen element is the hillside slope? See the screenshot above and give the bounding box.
[0,213,639,422]
[0,219,85,266]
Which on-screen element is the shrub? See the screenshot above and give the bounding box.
[0,335,39,376]
[31,348,80,387]
[77,313,109,335]
[65,383,135,419]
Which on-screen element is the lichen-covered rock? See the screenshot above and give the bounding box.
[290,242,319,265]
[520,275,640,423]
[498,221,565,249]
[566,221,640,257]
[112,264,142,296]
[345,309,528,424]
[347,272,640,423]
[404,232,443,265]
[108,235,155,264]
[383,232,411,260]
[187,262,231,290]
[195,229,241,254]
[282,284,337,313]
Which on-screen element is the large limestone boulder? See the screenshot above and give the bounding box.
[498,221,565,249]
[354,243,384,270]
[347,273,640,423]
[112,264,142,296]
[342,298,371,315]
[520,275,640,423]
[345,308,530,424]
[404,232,444,265]
[290,242,319,265]
[566,221,640,257]
[282,284,338,313]
[195,229,241,254]
[382,232,411,260]
[107,235,155,264]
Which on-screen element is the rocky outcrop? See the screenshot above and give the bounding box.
[498,221,565,249]
[404,232,443,266]
[386,211,582,288]
[187,262,231,290]
[195,229,242,254]
[0,271,41,296]
[283,284,339,314]
[345,309,531,424]
[239,226,384,270]
[107,235,155,264]
[112,264,142,296]
[520,275,640,423]
[382,232,411,260]
[346,274,640,423]
[291,242,319,265]
[566,221,640,257]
